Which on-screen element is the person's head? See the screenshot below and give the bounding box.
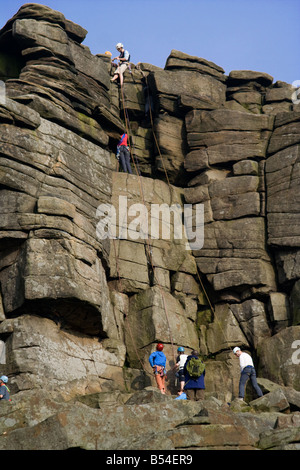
[233,347,242,357]
[0,375,8,384]
[191,350,199,357]
[116,42,124,52]
[156,343,164,351]
[177,346,185,354]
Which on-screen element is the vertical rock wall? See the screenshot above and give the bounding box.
[0,4,299,399]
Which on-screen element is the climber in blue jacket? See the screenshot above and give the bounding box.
[149,343,167,394]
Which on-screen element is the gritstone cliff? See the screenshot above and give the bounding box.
[0,3,299,450]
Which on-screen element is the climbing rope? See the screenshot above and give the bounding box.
[140,70,233,353]
[112,64,232,371]
[117,78,177,364]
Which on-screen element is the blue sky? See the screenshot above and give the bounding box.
[1,0,300,84]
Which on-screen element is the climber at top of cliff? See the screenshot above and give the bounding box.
[111,43,131,86]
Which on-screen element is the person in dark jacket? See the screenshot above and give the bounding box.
[183,350,205,401]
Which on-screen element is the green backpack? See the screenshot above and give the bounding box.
[186,357,205,378]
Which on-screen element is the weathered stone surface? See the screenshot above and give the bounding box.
[258,326,300,390]
[209,175,261,220]
[109,172,197,292]
[258,426,300,450]
[291,280,300,325]
[0,391,202,450]
[230,299,271,349]
[0,315,125,394]
[267,112,300,155]
[193,217,276,294]
[130,125,153,174]
[125,286,199,371]
[0,96,40,128]
[266,144,300,247]
[148,67,226,116]
[205,304,249,354]
[228,70,273,86]
[153,113,188,183]
[0,389,284,450]
[0,3,300,451]
[165,49,225,80]
[2,3,87,43]
[185,108,274,167]
[275,250,300,285]
[13,18,73,64]
[186,171,262,223]
[0,116,114,327]
[232,159,259,176]
[226,70,274,114]
[250,388,290,413]
[268,292,290,326]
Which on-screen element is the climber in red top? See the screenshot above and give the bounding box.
[116,133,132,174]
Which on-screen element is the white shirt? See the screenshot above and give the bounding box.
[177,354,188,369]
[239,352,254,372]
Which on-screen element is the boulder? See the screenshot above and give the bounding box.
[2,3,87,43]
[0,315,125,395]
[193,217,276,294]
[258,426,300,450]
[275,250,300,285]
[263,82,294,115]
[206,303,249,353]
[230,299,271,349]
[148,67,226,116]
[250,388,290,412]
[0,392,204,450]
[258,326,300,390]
[268,292,290,329]
[267,111,300,155]
[226,70,273,115]
[185,108,274,166]
[228,70,273,86]
[165,49,226,81]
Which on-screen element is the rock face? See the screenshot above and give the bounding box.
[0,4,299,450]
